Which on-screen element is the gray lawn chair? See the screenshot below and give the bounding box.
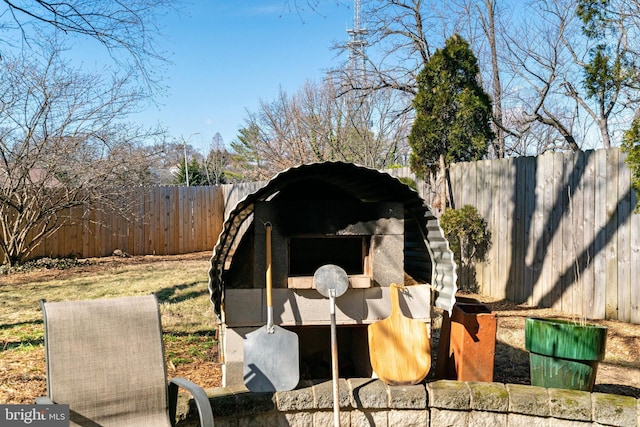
[37,294,214,427]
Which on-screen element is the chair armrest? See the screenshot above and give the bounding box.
[35,397,54,404]
[169,377,214,427]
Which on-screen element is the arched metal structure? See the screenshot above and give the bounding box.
[207,162,457,320]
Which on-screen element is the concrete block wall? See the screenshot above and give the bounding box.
[221,285,432,387]
[253,201,405,290]
[176,379,639,426]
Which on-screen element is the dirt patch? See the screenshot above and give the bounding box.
[2,253,639,403]
[430,293,640,398]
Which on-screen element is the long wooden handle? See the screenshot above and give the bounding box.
[390,283,401,316]
[265,223,274,332]
[266,223,272,308]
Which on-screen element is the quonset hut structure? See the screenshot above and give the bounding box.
[207,162,457,387]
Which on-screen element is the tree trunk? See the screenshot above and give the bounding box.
[439,153,448,215]
[598,117,611,149]
[486,0,504,158]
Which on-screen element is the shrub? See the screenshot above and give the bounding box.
[441,205,491,263]
[622,118,640,213]
[440,205,491,292]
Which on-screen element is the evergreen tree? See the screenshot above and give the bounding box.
[575,0,634,148]
[409,34,493,178]
[622,116,640,213]
[174,157,208,186]
[229,123,268,181]
[408,34,493,211]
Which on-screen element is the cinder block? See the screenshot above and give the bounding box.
[225,289,264,326]
[506,384,550,417]
[349,378,389,409]
[387,409,428,427]
[591,392,637,427]
[351,409,388,427]
[372,234,404,286]
[313,410,350,427]
[548,388,592,422]
[364,285,432,322]
[388,383,427,409]
[468,382,508,412]
[430,408,468,426]
[283,412,313,427]
[276,386,315,412]
[507,414,550,427]
[467,411,508,427]
[427,380,471,410]
[222,326,254,387]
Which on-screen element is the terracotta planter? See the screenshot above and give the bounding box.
[525,317,608,391]
[436,302,497,382]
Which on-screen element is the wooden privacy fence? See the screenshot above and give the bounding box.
[391,147,639,323]
[5,186,224,263]
[6,148,638,323]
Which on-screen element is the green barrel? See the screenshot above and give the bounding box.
[525,317,608,391]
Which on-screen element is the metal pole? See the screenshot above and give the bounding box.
[183,132,199,187]
[313,265,348,427]
[330,289,340,427]
[183,141,189,187]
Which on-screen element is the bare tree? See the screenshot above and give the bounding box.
[333,0,434,98]
[203,132,233,185]
[471,0,640,153]
[0,0,174,87]
[334,0,640,156]
[490,0,583,152]
[0,43,164,265]
[476,0,506,157]
[293,1,640,156]
[331,0,514,159]
[564,0,640,149]
[231,78,410,179]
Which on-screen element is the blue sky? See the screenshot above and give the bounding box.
[132,1,354,154]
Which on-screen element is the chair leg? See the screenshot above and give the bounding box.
[169,377,214,427]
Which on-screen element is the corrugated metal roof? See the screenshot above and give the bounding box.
[207,162,457,320]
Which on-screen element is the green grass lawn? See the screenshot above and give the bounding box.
[0,253,219,403]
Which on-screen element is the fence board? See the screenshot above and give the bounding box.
[571,152,585,317]
[605,149,619,319]
[631,201,640,324]
[617,156,632,322]
[138,191,148,255]
[510,157,526,303]
[550,152,564,311]
[561,152,575,315]
[540,152,555,307]
[487,160,499,296]
[476,160,491,293]
[450,162,462,208]
[497,159,510,299]
[582,151,596,318]
[593,150,608,318]
[522,156,536,305]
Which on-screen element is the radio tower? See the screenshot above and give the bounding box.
[346,0,368,82]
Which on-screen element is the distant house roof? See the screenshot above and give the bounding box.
[207,162,457,320]
[0,167,62,188]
